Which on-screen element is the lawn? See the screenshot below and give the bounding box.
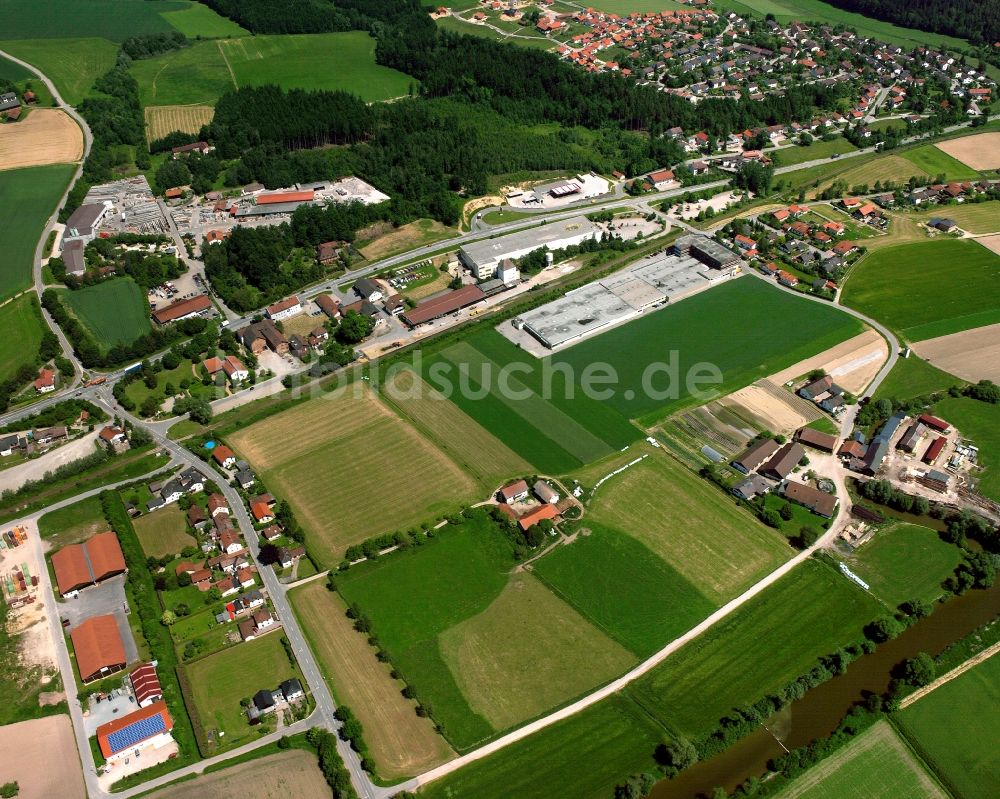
[900,145,982,181]
[0,38,119,105]
[0,294,45,386]
[0,164,76,300]
[774,719,947,799]
[773,137,857,167]
[290,582,453,780]
[227,385,481,565]
[132,32,413,107]
[844,523,963,607]
[124,357,199,410]
[480,209,537,225]
[532,520,717,657]
[380,367,531,491]
[916,200,1000,235]
[933,397,1000,502]
[583,448,791,604]
[132,504,196,559]
[335,514,515,749]
[181,631,305,751]
[872,356,964,402]
[60,278,151,350]
[897,652,1000,799]
[420,696,665,799]
[841,239,1000,342]
[37,495,107,549]
[628,559,883,738]
[160,1,249,38]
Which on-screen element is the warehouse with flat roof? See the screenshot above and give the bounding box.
[459,216,600,279]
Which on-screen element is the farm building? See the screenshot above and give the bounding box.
[401,284,487,327]
[534,480,560,504]
[315,293,341,319]
[898,422,927,453]
[238,319,288,354]
[859,412,907,474]
[922,436,946,465]
[97,701,174,761]
[794,427,838,453]
[732,474,770,500]
[51,531,126,596]
[151,294,212,325]
[758,442,805,481]
[733,438,780,474]
[518,503,559,531]
[918,414,950,433]
[459,216,599,279]
[129,663,163,707]
[71,615,126,683]
[782,481,837,518]
[62,239,86,276]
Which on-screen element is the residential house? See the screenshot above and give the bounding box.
[352,278,384,302]
[212,445,237,470]
[782,481,837,517]
[499,479,530,504]
[34,368,55,393]
[732,473,770,501]
[251,501,274,524]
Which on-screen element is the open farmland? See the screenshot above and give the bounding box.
[583,449,790,604]
[181,631,305,751]
[0,715,86,799]
[910,323,1000,385]
[159,2,249,38]
[841,239,1000,342]
[59,279,152,350]
[0,38,118,105]
[0,0,184,41]
[0,53,32,81]
[0,163,75,300]
[872,355,963,402]
[900,144,982,180]
[336,513,514,749]
[583,0,688,13]
[532,520,716,657]
[228,385,480,565]
[438,572,634,732]
[0,294,45,386]
[0,109,83,169]
[144,104,214,143]
[132,32,413,106]
[933,397,1000,502]
[935,132,1000,171]
[420,696,665,799]
[132,505,195,559]
[897,651,1000,799]
[628,560,882,738]
[816,154,927,193]
[843,524,963,607]
[774,720,946,799]
[291,583,453,779]
[145,749,327,799]
[381,367,531,490]
[916,200,1000,235]
[773,136,857,166]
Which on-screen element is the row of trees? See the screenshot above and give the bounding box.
[821,0,1000,46]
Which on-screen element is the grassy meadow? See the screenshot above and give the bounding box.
[841,239,1000,342]
[0,38,118,105]
[60,278,152,350]
[897,653,1000,799]
[872,356,964,402]
[628,560,883,738]
[773,136,857,166]
[916,200,1000,235]
[37,495,107,548]
[0,294,45,386]
[0,164,76,300]
[160,2,248,38]
[227,385,481,565]
[900,145,982,181]
[132,504,196,559]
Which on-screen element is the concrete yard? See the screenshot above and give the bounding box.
[61,574,139,667]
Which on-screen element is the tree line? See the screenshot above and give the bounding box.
[821,0,999,46]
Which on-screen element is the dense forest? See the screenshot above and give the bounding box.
[823,0,1000,45]
[195,0,426,35]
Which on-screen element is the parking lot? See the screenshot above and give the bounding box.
[61,575,139,667]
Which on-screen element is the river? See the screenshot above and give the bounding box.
[649,581,1000,798]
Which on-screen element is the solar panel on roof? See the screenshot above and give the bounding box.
[106,713,166,753]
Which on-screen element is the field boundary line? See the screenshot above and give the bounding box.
[217,40,238,89]
[899,639,1000,709]
[888,716,961,799]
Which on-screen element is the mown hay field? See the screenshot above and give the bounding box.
[144,104,214,143]
[132,504,196,559]
[0,109,82,169]
[228,385,479,565]
[290,582,453,780]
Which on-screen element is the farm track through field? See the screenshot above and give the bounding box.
[217,39,238,89]
[900,640,1000,709]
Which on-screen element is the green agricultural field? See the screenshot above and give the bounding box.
[872,356,964,402]
[0,38,118,105]
[132,504,195,559]
[0,0,185,41]
[228,385,481,565]
[182,631,306,751]
[0,164,75,300]
[841,239,1000,342]
[900,145,981,181]
[533,521,716,657]
[774,720,947,799]
[773,137,858,167]
[581,0,688,13]
[933,397,1000,502]
[0,54,32,82]
[132,32,413,107]
[628,560,882,738]
[584,449,790,604]
[160,2,249,38]
[897,652,1000,799]
[0,294,45,387]
[420,696,665,799]
[845,524,963,607]
[917,201,1000,235]
[37,495,107,549]
[59,278,152,350]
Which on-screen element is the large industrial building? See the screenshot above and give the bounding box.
[459,216,600,279]
[512,235,739,351]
